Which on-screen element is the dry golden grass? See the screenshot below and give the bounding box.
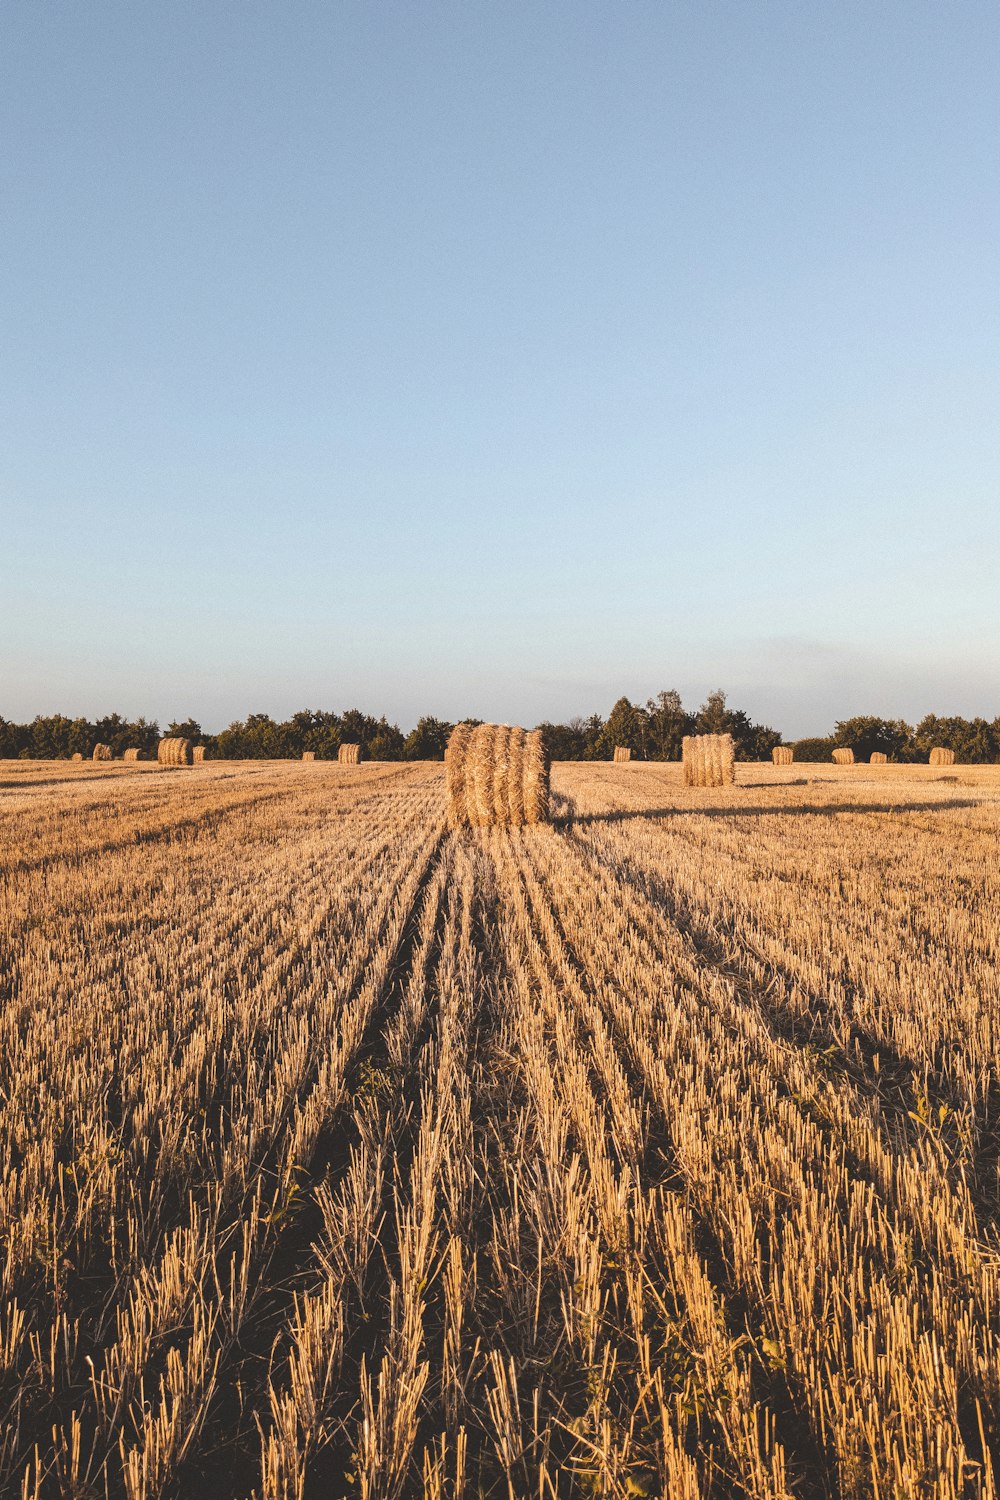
[2,756,1000,1498]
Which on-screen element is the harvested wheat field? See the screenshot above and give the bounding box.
[3,757,1000,1498]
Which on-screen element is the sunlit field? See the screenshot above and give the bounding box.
[3,758,1000,1499]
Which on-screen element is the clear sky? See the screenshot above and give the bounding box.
[2,2,998,737]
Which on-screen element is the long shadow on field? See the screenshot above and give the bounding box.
[564,798,981,825]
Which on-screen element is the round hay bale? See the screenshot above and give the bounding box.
[71,752,83,762]
[613,746,632,763]
[123,748,144,762]
[445,724,473,829]
[192,745,206,763]
[682,734,735,788]
[832,748,855,766]
[93,743,112,762]
[870,752,888,765]
[929,747,955,766]
[157,737,193,767]
[445,723,549,827]
[772,745,794,766]
[338,743,361,765]
[302,750,316,762]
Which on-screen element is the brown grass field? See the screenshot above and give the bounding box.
[3,758,1000,1498]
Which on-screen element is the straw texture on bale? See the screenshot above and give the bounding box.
[445,723,550,828]
[157,738,193,767]
[123,748,144,763]
[832,748,855,766]
[338,743,361,765]
[772,745,794,766]
[302,751,316,762]
[71,752,83,762]
[682,734,736,789]
[870,752,888,765]
[929,747,956,766]
[613,746,632,763]
[192,746,206,763]
[93,744,112,762]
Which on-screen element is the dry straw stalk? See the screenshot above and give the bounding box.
[338,743,361,765]
[157,738,193,767]
[772,745,794,766]
[445,723,550,827]
[613,746,632,763]
[682,734,736,788]
[832,748,855,765]
[929,747,956,766]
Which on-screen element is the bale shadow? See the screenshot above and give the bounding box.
[562,798,983,827]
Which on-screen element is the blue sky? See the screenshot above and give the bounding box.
[2,2,998,736]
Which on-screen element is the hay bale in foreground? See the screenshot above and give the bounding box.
[93,744,112,762]
[193,746,206,763]
[772,746,794,766]
[445,723,550,827]
[302,751,316,762]
[682,734,736,788]
[929,747,956,766]
[613,746,632,763]
[870,752,888,764]
[158,737,193,767]
[832,748,855,766]
[338,743,361,765]
[71,752,83,762]
[123,748,144,762]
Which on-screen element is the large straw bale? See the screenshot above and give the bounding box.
[445,723,549,827]
[832,748,855,765]
[302,751,316,762]
[158,737,193,767]
[772,745,794,766]
[613,746,632,763]
[682,734,736,788]
[445,724,473,828]
[929,747,956,766]
[93,743,112,762]
[71,752,83,762]
[192,746,206,763]
[338,743,361,765]
[870,752,888,765]
[123,748,144,763]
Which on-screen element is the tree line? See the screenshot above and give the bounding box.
[2,693,999,762]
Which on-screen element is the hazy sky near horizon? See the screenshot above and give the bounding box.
[2,2,998,738]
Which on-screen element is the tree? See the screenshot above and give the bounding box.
[833,716,913,762]
[694,690,780,761]
[597,697,648,759]
[645,689,693,761]
[404,717,453,760]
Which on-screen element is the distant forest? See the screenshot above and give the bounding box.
[3,690,1000,762]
